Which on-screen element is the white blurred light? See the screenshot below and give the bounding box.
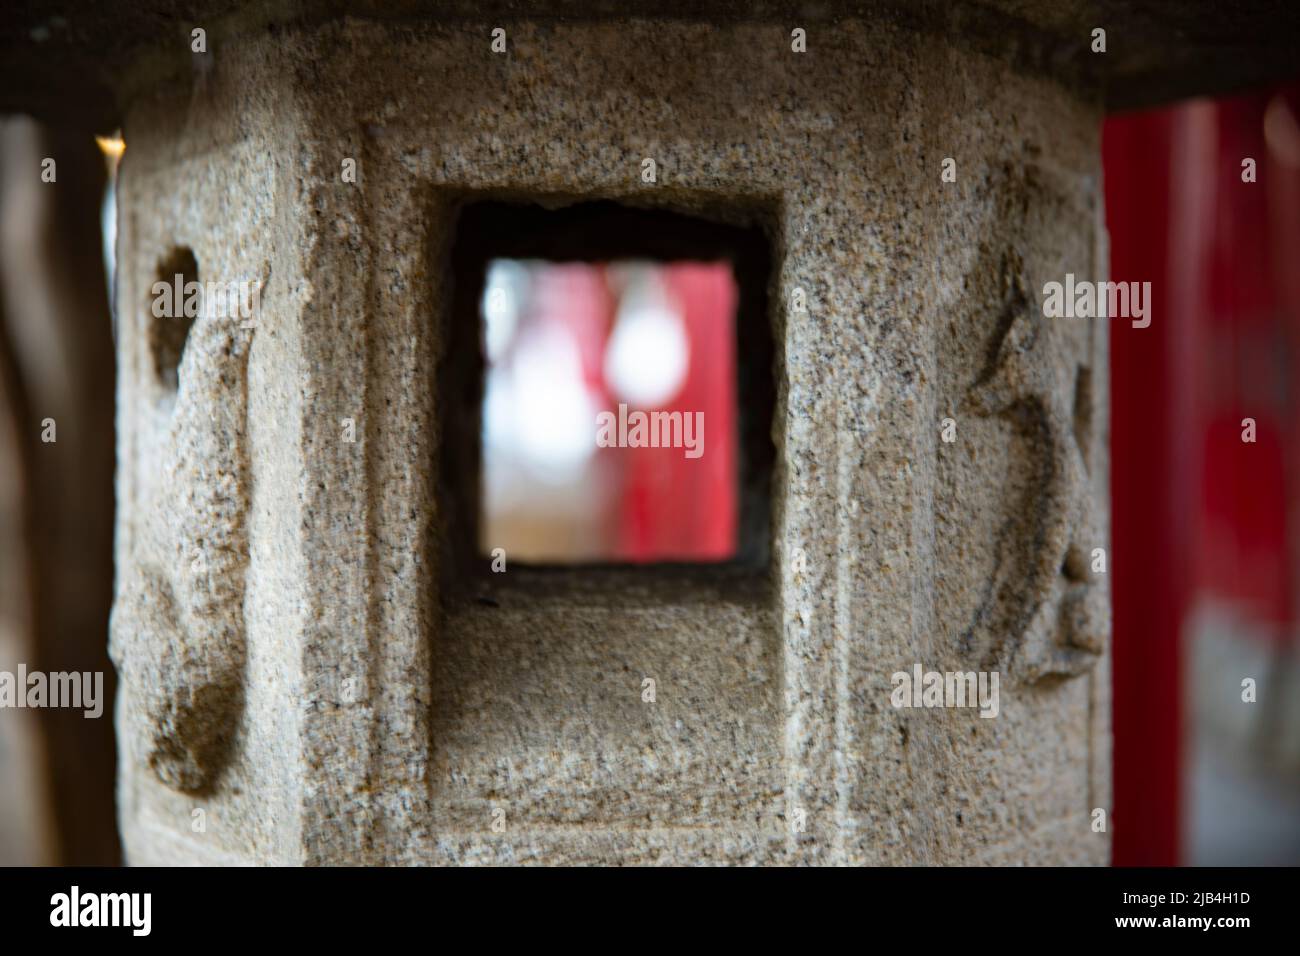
[604,270,689,408]
[482,371,516,452]
[1264,94,1300,169]
[482,259,528,363]
[512,325,598,484]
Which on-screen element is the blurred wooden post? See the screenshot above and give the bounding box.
[0,117,118,865]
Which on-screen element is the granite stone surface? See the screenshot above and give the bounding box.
[109,17,1110,864]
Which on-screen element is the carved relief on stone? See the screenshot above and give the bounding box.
[956,250,1106,682]
[109,309,253,794]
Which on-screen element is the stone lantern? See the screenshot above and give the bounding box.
[4,1,1295,865]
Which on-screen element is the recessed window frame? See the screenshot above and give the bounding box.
[437,194,778,593]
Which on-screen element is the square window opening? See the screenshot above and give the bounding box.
[440,198,775,578]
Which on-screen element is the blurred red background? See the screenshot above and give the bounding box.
[1107,80,1300,865]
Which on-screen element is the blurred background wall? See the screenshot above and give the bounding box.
[1108,80,1300,865]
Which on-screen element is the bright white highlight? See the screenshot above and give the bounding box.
[603,270,689,408]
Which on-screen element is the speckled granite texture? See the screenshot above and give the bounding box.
[112,18,1110,865]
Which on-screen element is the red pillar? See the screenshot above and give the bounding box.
[1105,107,1208,866]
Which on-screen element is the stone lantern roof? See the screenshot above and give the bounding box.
[3,1,1298,130]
